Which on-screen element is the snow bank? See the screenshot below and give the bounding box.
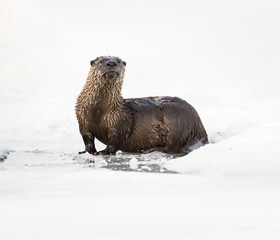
[165,122,280,174]
[1,167,280,240]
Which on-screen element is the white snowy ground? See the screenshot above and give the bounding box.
[1,0,280,239]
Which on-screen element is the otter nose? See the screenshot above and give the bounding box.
[106,60,118,67]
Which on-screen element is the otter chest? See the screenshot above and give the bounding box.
[87,107,117,144]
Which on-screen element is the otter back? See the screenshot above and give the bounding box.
[120,96,208,154]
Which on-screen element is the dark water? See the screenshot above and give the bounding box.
[1,150,181,173]
[74,152,181,173]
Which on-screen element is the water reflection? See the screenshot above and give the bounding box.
[76,152,182,173]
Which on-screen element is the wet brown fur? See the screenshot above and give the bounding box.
[76,56,208,155]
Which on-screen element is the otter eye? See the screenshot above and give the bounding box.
[122,61,126,66]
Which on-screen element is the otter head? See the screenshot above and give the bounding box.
[90,56,126,81]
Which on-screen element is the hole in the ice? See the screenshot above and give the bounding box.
[78,152,180,173]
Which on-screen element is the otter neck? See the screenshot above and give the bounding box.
[96,80,124,109]
[83,67,125,110]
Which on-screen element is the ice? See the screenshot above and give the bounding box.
[1,0,280,239]
[129,157,138,170]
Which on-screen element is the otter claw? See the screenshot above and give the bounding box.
[79,149,97,155]
[94,150,115,156]
[97,151,107,155]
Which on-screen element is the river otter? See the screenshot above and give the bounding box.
[75,56,208,155]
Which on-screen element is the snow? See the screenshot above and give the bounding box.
[1,0,280,239]
[165,122,280,175]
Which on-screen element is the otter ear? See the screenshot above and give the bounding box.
[122,61,126,66]
[90,60,95,66]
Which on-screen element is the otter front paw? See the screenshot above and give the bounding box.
[94,146,116,155]
[79,144,97,155]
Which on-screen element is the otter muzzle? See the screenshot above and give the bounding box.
[104,71,119,80]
